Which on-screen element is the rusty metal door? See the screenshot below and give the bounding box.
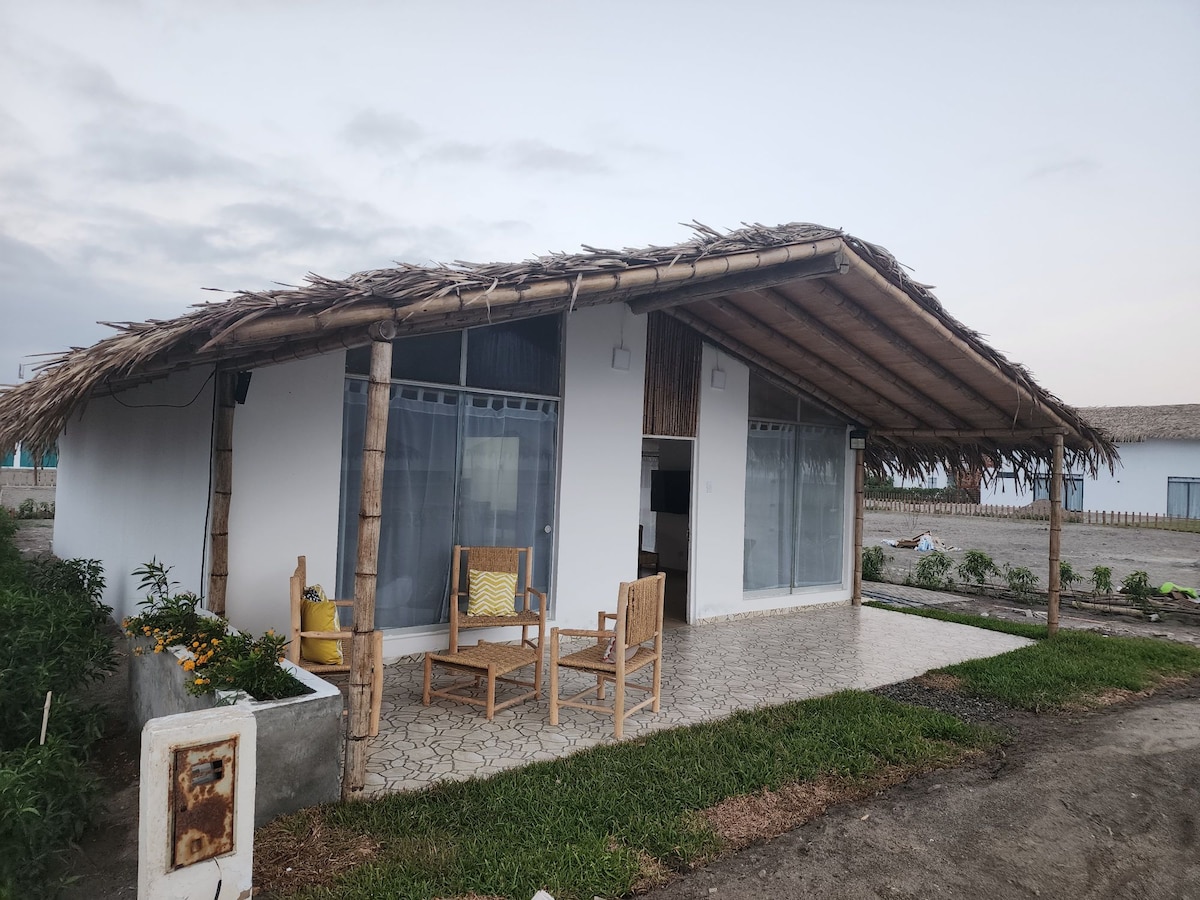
[171,737,238,868]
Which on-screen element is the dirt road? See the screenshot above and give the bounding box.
[866,509,1200,591]
[646,681,1200,900]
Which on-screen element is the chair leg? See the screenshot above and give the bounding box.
[651,655,662,713]
[614,675,626,740]
[549,632,559,725]
[597,675,605,700]
[485,663,497,721]
[422,652,432,707]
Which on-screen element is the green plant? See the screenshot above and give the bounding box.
[186,629,302,701]
[911,550,954,590]
[1120,570,1153,608]
[1091,565,1113,596]
[0,739,99,897]
[1003,564,1039,597]
[1058,561,1082,592]
[956,550,1000,590]
[125,560,305,701]
[13,499,54,520]
[861,545,889,582]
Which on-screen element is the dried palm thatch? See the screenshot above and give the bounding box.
[1077,405,1200,443]
[0,221,1116,481]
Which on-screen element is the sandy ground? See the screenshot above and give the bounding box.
[645,680,1200,900]
[866,509,1200,592]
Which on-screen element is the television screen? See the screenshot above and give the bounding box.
[650,470,690,515]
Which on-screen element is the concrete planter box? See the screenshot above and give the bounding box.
[128,634,342,827]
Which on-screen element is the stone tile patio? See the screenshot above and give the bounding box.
[363,603,1031,796]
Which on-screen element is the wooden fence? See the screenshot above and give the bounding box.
[864,495,1200,533]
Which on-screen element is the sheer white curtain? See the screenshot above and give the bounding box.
[793,425,845,587]
[457,395,557,604]
[338,384,459,628]
[743,422,795,590]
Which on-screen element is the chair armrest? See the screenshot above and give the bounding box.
[553,628,611,639]
[299,630,348,641]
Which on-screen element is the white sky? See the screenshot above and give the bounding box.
[1,0,1197,406]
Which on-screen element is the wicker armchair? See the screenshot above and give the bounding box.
[549,572,666,738]
[422,546,547,719]
[287,556,383,736]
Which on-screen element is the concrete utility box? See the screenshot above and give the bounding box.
[140,707,256,900]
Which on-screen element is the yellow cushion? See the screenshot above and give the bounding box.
[466,569,518,617]
[300,584,343,665]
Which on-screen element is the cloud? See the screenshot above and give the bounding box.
[503,140,607,174]
[83,126,256,183]
[1025,157,1100,181]
[341,110,424,153]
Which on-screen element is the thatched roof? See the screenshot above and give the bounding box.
[0,221,1117,479]
[1078,405,1200,443]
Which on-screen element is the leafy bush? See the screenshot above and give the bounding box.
[1120,570,1153,607]
[125,559,305,701]
[0,740,99,897]
[861,545,889,582]
[957,550,1000,589]
[15,499,54,520]
[1003,564,1040,597]
[911,550,954,590]
[1091,565,1113,596]
[1059,560,1083,592]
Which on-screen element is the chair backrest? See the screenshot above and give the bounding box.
[450,545,534,616]
[618,572,666,647]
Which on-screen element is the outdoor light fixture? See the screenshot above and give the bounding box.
[612,346,631,371]
[848,428,868,450]
[233,371,253,405]
[710,367,726,390]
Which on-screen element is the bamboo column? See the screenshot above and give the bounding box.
[1047,433,1064,638]
[208,371,236,615]
[343,323,394,799]
[852,448,865,605]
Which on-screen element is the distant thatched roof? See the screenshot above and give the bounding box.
[0,221,1117,479]
[1078,405,1200,443]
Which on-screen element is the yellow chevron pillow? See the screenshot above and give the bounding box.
[466,569,518,617]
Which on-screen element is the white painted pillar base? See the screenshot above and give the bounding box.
[139,707,257,900]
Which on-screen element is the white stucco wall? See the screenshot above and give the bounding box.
[54,367,217,622]
[225,353,346,636]
[552,305,648,629]
[690,346,750,620]
[980,440,1200,515]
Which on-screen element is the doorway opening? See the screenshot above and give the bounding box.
[639,436,692,626]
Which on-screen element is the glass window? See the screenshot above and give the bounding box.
[744,393,847,592]
[1167,477,1200,519]
[744,422,796,590]
[1033,475,1084,511]
[466,316,561,396]
[346,330,462,385]
[336,382,558,630]
[748,373,797,421]
[1,449,12,467]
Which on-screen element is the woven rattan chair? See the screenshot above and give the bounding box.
[422,545,547,719]
[549,572,665,739]
[287,556,384,736]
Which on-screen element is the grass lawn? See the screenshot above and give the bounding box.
[869,602,1200,711]
[257,609,1200,899]
[256,691,997,899]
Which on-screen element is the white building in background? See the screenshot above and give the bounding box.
[979,405,1200,517]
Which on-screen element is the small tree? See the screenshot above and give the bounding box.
[957,550,1000,591]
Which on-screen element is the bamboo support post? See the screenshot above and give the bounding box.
[343,324,393,799]
[208,372,236,615]
[852,448,864,605]
[1048,433,1064,638]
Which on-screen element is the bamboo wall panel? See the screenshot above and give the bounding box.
[643,312,701,437]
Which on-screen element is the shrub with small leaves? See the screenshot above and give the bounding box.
[1003,564,1040,597]
[912,550,954,590]
[1059,560,1082,592]
[1091,565,1114,596]
[861,545,889,582]
[957,550,1000,590]
[1120,570,1153,606]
